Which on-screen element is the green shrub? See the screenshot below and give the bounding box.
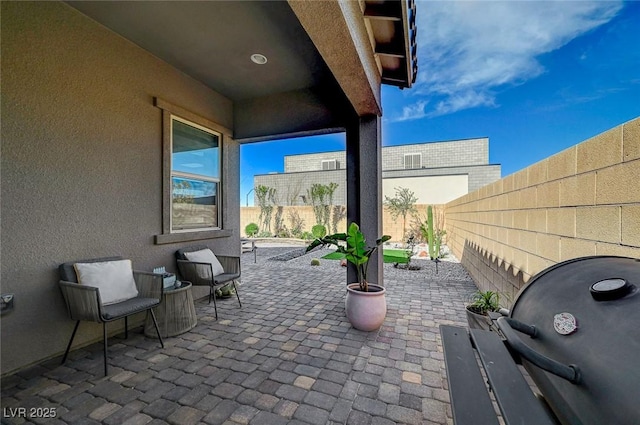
[310,258,321,266]
[468,291,500,315]
[300,231,314,241]
[257,231,272,238]
[245,222,259,237]
[311,224,327,239]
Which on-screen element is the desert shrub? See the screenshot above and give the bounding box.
[255,185,276,232]
[277,228,291,238]
[245,222,259,237]
[311,224,327,239]
[331,205,346,233]
[288,210,304,238]
[273,206,285,236]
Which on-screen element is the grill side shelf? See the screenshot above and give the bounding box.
[440,325,500,425]
[470,328,558,425]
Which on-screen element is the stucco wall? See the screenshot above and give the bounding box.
[382,175,468,205]
[240,204,441,243]
[241,206,345,237]
[1,2,239,374]
[445,118,640,304]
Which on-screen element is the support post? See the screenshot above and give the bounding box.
[345,114,383,286]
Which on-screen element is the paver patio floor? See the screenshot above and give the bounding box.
[1,247,478,425]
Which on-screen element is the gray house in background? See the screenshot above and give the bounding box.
[255,138,501,205]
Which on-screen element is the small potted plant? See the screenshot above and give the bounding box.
[306,222,390,331]
[466,290,501,331]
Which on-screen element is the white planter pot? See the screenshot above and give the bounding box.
[345,283,387,331]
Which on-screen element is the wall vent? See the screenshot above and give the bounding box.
[404,153,421,169]
[322,159,338,170]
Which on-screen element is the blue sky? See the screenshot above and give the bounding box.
[241,0,640,206]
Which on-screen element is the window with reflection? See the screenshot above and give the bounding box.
[171,117,220,231]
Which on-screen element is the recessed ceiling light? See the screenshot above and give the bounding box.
[250,53,268,65]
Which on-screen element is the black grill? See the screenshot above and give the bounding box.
[441,256,640,425]
[507,256,640,425]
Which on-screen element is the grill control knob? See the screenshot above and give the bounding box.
[590,278,631,301]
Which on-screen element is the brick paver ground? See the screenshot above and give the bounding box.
[1,247,477,425]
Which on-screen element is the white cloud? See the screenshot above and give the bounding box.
[391,0,622,121]
[394,100,429,122]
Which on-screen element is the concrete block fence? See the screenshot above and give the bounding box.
[445,117,640,303]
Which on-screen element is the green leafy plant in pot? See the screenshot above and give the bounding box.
[306,222,391,331]
[466,290,501,331]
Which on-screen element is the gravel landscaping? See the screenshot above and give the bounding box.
[246,241,475,283]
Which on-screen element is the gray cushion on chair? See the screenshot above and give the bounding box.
[59,256,123,283]
[101,297,159,320]
[175,246,209,261]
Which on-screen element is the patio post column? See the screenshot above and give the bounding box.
[345,114,383,286]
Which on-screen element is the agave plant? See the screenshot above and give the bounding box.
[306,222,390,292]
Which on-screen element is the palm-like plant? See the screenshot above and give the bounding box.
[468,290,501,315]
[306,222,390,292]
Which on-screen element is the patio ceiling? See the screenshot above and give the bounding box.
[67,1,328,102]
[66,0,416,142]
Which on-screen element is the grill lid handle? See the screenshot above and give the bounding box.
[590,278,632,301]
[496,317,581,384]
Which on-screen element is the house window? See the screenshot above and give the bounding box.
[171,117,220,231]
[322,159,338,170]
[404,153,421,169]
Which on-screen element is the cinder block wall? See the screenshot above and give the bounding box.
[445,118,640,304]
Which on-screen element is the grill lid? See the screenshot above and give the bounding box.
[509,256,640,425]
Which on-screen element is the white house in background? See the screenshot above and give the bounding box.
[254,137,501,205]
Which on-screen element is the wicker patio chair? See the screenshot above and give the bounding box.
[175,246,241,320]
[58,257,164,376]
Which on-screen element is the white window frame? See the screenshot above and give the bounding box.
[404,153,422,169]
[170,115,221,233]
[154,97,232,245]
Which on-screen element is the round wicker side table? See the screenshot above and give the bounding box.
[145,281,197,338]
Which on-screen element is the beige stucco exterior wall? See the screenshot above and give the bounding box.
[445,118,640,303]
[383,175,468,205]
[1,2,239,374]
[241,206,345,237]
